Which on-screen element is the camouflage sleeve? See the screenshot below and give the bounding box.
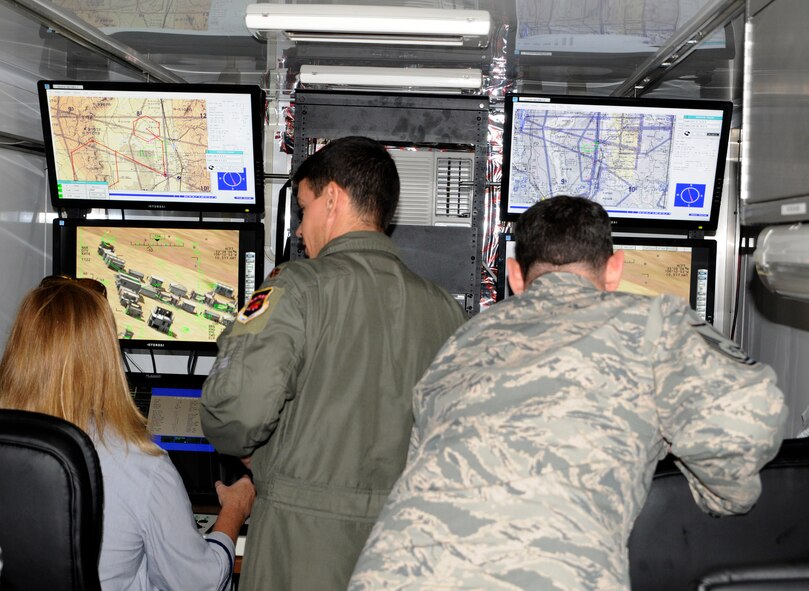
[405,422,420,466]
[200,275,305,458]
[650,297,788,516]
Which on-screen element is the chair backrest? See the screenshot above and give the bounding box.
[628,438,809,591]
[0,409,103,591]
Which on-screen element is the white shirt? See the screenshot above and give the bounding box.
[95,432,234,591]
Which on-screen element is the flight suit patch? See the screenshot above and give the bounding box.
[231,286,285,336]
[237,287,275,324]
[690,321,756,365]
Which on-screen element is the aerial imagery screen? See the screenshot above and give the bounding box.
[617,244,692,300]
[498,234,711,321]
[75,225,240,344]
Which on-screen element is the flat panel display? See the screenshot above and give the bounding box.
[53,219,264,351]
[128,373,218,505]
[130,375,212,453]
[496,233,716,324]
[613,236,716,324]
[501,94,733,232]
[38,80,265,213]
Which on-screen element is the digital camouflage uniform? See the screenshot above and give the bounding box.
[200,231,466,591]
[349,272,787,591]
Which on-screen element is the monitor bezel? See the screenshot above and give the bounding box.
[495,232,717,324]
[38,80,266,214]
[53,218,264,351]
[500,93,733,233]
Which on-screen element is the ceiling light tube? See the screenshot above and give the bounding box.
[245,4,490,48]
[299,65,483,90]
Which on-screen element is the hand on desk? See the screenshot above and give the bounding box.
[212,476,255,544]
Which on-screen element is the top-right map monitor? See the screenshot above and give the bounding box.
[502,94,733,232]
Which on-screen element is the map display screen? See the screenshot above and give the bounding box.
[496,233,716,324]
[53,219,264,351]
[38,81,265,213]
[502,94,733,231]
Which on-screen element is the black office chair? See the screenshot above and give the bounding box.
[0,409,103,591]
[628,438,809,591]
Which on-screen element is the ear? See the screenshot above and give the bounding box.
[506,257,526,295]
[322,181,345,219]
[323,182,338,209]
[603,250,624,292]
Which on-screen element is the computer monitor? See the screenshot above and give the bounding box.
[38,80,265,214]
[128,373,221,506]
[501,94,733,233]
[496,233,717,324]
[53,218,264,351]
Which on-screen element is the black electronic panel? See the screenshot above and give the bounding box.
[496,232,717,325]
[501,94,733,233]
[38,80,265,214]
[291,90,489,316]
[53,218,264,351]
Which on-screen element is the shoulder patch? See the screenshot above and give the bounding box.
[230,286,286,336]
[237,287,275,324]
[690,320,756,365]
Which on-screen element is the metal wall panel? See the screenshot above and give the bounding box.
[734,0,809,434]
[739,255,809,436]
[741,0,809,224]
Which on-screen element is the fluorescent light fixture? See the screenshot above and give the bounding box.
[299,65,482,90]
[245,4,490,48]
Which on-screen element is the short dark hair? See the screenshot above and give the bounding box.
[292,136,400,229]
[514,195,614,279]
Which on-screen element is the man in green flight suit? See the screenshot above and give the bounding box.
[200,136,466,591]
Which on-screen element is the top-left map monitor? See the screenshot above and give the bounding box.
[38,81,265,214]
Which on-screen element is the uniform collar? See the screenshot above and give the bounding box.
[318,231,400,259]
[528,271,599,297]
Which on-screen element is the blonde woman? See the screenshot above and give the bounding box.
[0,276,254,591]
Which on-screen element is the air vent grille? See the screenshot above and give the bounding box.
[435,157,473,219]
[391,151,434,225]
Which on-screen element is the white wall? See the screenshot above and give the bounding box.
[0,8,53,350]
[0,151,51,341]
[0,4,146,354]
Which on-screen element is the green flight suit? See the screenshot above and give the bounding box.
[200,231,466,591]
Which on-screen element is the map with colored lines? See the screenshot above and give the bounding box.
[48,95,210,194]
[508,107,675,212]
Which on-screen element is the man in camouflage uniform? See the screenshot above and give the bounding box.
[201,136,466,591]
[348,195,787,590]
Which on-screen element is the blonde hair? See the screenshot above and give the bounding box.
[0,278,159,455]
